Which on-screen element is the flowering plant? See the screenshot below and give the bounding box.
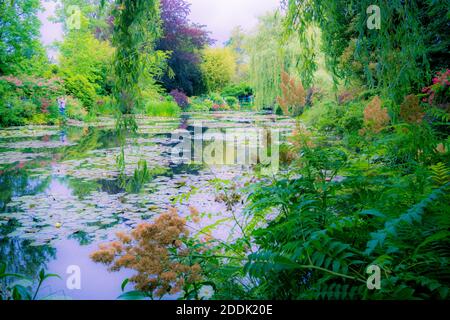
[399,94,425,124]
[359,96,391,135]
[421,69,450,106]
[91,208,215,300]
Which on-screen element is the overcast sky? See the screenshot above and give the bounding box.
[189,0,280,45]
[39,0,281,51]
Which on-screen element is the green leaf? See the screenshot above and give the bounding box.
[41,272,61,281]
[12,285,32,300]
[0,272,27,280]
[332,260,340,273]
[121,278,129,292]
[117,291,148,300]
[413,230,450,256]
[360,209,386,218]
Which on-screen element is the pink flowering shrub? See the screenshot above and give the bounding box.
[421,69,450,106]
[0,75,86,126]
[210,103,230,112]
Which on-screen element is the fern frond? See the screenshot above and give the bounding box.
[365,182,450,255]
[430,162,450,186]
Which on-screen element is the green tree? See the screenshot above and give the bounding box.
[54,0,114,40]
[109,0,161,122]
[283,0,450,102]
[225,26,249,83]
[59,15,114,97]
[247,12,307,110]
[0,0,42,75]
[201,47,237,93]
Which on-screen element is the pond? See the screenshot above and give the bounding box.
[0,111,294,300]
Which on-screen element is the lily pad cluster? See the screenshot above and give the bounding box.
[0,113,292,247]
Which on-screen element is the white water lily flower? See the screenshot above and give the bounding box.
[198,285,214,300]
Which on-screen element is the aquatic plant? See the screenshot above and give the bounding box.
[0,263,61,300]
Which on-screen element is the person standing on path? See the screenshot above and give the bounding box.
[57,96,66,123]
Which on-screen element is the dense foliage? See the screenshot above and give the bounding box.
[156,0,214,96]
[1,0,449,302]
[201,48,237,93]
[59,16,114,111]
[0,0,43,75]
[282,0,450,102]
[246,12,309,109]
[108,0,160,123]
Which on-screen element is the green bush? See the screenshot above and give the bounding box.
[208,92,225,104]
[0,76,69,127]
[66,96,88,121]
[189,102,210,112]
[301,100,342,131]
[224,96,239,109]
[64,74,98,112]
[29,113,48,125]
[199,98,214,111]
[93,96,116,116]
[336,102,365,134]
[221,83,253,98]
[0,97,37,127]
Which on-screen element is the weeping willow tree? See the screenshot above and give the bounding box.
[100,0,161,181]
[282,0,450,102]
[247,11,319,110]
[106,0,161,130]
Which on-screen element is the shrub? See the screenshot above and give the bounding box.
[208,92,225,105]
[189,102,210,112]
[169,89,189,109]
[359,96,391,135]
[337,102,365,134]
[0,97,37,127]
[93,96,115,116]
[29,113,48,125]
[0,75,67,127]
[91,208,207,299]
[224,96,239,109]
[66,96,88,121]
[221,83,253,99]
[338,88,360,105]
[301,100,341,131]
[210,103,230,112]
[202,99,214,110]
[0,75,64,101]
[276,71,306,116]
[421,69,450,107]
[64,74,97,112]
[399,94,425,124]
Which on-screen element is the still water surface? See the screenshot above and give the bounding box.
[0,112,293,299]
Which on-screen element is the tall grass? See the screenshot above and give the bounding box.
[145,100,181,117]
